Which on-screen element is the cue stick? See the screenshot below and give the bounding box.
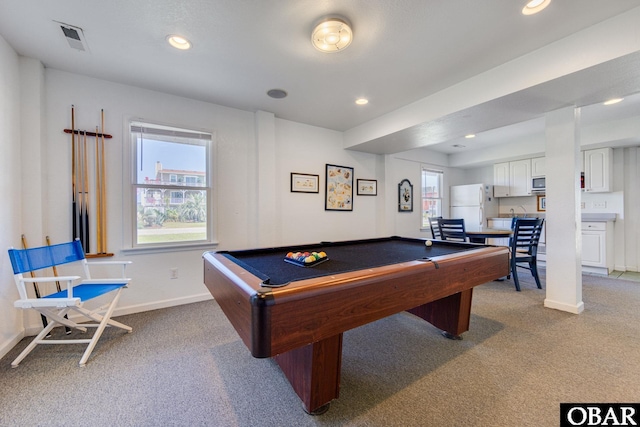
[83,130,90,253]
[46,236,71,334]
[77,131,84,250]
[100,109,107,253]
[71,106,77,240]
[21,235,48,328]
[95,126,101,253]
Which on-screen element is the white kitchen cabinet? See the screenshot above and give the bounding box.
[581,221,614,274]
[531,157,546,177]
[509,159,532,196]
[493,162,510,197]
[493,159,531,197]
[583,148,612,193]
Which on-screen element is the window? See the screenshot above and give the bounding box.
[421,168,443,228]
[170,191,184,205]
[128,120,213,248]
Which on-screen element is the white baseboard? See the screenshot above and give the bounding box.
[0,331,26,362]
[581,265,611,276]
[616,265,639,272]
[12,293,215,339]
[544,298,585,314]
[112,293,214,318]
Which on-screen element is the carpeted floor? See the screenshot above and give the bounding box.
[1,271,639,427]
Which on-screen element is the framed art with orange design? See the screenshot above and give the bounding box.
[537,195,546,211]
[325,164,353,211]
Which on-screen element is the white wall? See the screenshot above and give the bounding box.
[0,36,24,357]
[3,51,639,360]
[275,119,382,244]
[385,149,466,236]
[3,62,406,356]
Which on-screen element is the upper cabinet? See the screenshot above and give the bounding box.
[493,162,510,197]
[493,159,531,197]
[531,157,546,177]
[493,149,613,197]
[583,148,612,193]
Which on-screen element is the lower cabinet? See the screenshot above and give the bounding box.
[487,219,511,246]
[581,221,614,274]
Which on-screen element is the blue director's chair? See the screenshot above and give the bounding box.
[8,239,132,367]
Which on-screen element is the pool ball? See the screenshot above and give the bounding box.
[425,240,433,247]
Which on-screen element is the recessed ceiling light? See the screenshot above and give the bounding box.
[311,18,353,53]
[603,98,624,106]
[267,89,288,99]
[166,35,191,50]
[465,134,476,139]
[355,98,368,105]
[522,0,551,15]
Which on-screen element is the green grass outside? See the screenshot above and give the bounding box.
[157,222,205,229]
[138,233,206,244]
[137,222,206,244]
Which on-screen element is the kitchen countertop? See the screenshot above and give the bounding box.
[491,213,616,222]
[581,213,616,221]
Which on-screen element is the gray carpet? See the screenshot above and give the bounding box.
[1,271,639,427]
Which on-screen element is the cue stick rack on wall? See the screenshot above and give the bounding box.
[64,105,113,258]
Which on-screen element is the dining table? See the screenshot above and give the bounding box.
[466,227,513,244]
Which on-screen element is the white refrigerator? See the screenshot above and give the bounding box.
[449,184,498,232]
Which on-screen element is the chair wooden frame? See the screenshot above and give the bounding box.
[428,216,442,240]
[509,218,544,291]
[438,218,468,242]
[8,239,132,367]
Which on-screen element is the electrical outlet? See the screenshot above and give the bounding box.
[593,201,607,208]
[581,202,586,209]
[170,268,178,279]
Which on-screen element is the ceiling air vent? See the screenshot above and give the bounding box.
[56,21,88,51]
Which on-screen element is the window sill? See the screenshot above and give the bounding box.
[121,241,219,256]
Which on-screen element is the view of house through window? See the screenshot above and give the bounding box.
[131,121,212,246]
[421,168,443,228]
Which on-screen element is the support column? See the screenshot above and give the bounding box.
[255,111,279,247]
[544,107,584,314]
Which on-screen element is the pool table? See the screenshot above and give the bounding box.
[203,236,509,414]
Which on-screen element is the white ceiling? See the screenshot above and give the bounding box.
[2,0,640,160]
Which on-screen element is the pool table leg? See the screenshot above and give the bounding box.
[274,333,343,415]
[406,288,473,339]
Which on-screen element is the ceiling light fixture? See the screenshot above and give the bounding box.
[355,98,368,105]
[311,18,353,53]
[465,134,476,139]
[603,98,624,106]
[166,35,191,50]
[522,0,551,15]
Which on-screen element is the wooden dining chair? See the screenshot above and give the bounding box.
[428,216,442,239]
[509,218,545,291]
[437,218,468,242]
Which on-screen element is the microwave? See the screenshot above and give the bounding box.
[532,177,545,193]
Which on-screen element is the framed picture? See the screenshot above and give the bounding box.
[537,195,546,212]
[398,179,413,212]
[325,164,353,211]
[291,172,319,193]
[357,179,377,196]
